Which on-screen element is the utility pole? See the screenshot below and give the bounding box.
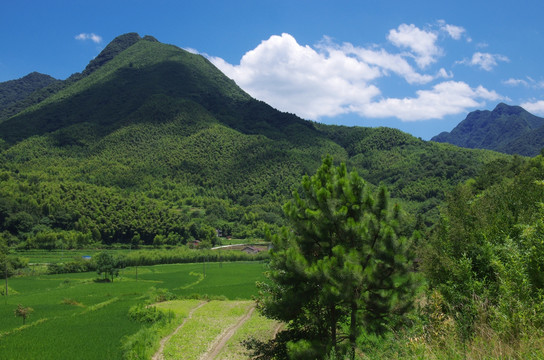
[4,261,8,303]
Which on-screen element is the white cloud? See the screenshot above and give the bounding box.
[183,47,199,54]
[208,29,504,123]
[521,100,544,115]
[504,78,529,87]
[438,20,466,40]
[387,24,442,68]
[458,52,509,71]
[339,44,434,84]
[503,77,544,89]
[436,68,454,79]
[356,81,503,121]
[210,33,381,119]
[75,33,102,44]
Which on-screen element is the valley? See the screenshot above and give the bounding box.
[2,32,544,359]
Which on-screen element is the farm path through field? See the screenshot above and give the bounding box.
[272,322,283,339]
[201,304,256,360]
[152,301,208,360]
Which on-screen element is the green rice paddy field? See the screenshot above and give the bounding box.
[0,261,269,360]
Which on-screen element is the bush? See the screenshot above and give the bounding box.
[147,287,177,303]
[128,304,169,323]
[47,259,94,274]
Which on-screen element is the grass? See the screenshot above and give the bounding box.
[122,299,203,360]
[0,261,266,359]
[147,299,281,360]
[162,300,253,360]
[216,310,281,359]
[154,299,204,316]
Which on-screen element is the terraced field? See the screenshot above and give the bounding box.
[0,261,268,359]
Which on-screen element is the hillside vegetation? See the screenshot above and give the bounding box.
[0,33,506,252]
[0,72,59,121]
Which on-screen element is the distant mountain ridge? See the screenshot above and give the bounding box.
[432,103,544,156]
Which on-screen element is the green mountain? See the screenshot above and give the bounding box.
[0,33,147,125]
[0,33,507,248]
[0,72,59,120]
[431,103,544,156]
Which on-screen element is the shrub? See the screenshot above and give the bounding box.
[128,304,168,323]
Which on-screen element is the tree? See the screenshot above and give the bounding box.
[421,155,544,341]
[95,252,120,282]
[255,156,417,359]
[14,304,33,324]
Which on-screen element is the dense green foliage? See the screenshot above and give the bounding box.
[255,158,417,359]
[0,33,507,253]
[421,154,544,347]
[0,72,58,119]
[432,103,544,156]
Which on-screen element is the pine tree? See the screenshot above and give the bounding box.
[255,156,417,359]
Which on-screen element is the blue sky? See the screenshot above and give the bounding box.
[1,0,543,139]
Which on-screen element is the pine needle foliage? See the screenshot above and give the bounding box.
[256,156,417,359]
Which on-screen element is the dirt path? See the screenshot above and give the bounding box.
[272,322,283,339]
[152,301,207,360]
[200,304,256,360]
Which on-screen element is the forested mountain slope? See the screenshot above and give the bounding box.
[0,72,59,120]
[0,33,507,249]
[432,103,544,156]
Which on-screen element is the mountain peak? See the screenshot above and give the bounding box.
[142,35,159,42]
[82,33,143,76]
[0,32,257,142]
[492,102,524,116]
[432,103,544,156]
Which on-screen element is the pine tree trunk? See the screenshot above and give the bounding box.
[331,305,337,351]
[350,300,357,360]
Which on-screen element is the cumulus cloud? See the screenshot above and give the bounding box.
[438,20,467,40]
[458,52,509,71]
[387,24,442,68]
[208,26,503,123]
[339,43,434,84]
[210,33,381,119]
[356,81,502,121]
[520,100,544,115]
[75,33,102,44]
